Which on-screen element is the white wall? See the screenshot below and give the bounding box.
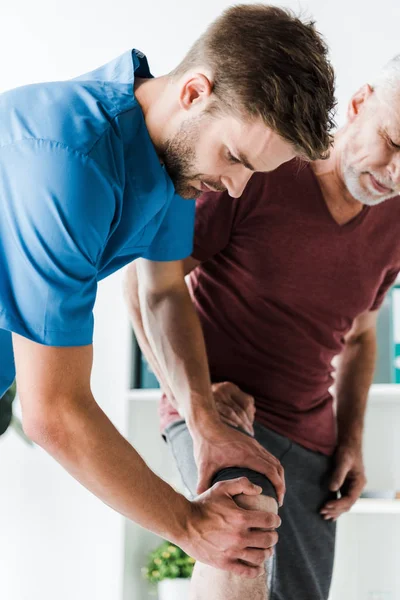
[1,1,400,599]
[0,271,131,600]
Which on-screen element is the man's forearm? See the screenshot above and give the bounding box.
[125,262,220,435]
[334,330,376,446]
[138,283,219,434]
[32,393,191,543]
[124,263,176,406]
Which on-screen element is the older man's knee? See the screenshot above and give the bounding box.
[234,491,278,513]
[211,467,278,511]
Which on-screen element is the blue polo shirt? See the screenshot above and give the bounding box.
[0,49,195,397]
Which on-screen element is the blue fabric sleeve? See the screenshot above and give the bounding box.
[142,194,195,262]
[0,139,116,346]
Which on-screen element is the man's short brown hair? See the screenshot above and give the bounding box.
[171,4,336,160]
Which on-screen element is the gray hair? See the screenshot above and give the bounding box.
[373,55,400,98]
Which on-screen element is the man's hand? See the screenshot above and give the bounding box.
[212,382,255,435]
[192,420,285,506]
[320,444,367,521]
[181,477,280,578]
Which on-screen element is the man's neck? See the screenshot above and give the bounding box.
[134,76,171,152]
[311,131,364,226]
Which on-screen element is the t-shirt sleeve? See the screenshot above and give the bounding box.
[142,193,196,262]
[190,191,239,262]
[0,139,116,347]
[370,268,400,311]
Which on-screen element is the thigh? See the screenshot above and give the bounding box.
[269,439,337,600]
[163,419,199,498]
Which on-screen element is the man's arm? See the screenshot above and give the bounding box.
[123,258,200,410]
[13,333,280,578]
[124,259,285,504]
[320,310,377,520]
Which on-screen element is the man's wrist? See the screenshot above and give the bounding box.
[166,493,195,548]
[185,398,220,437]
[337,431,363,450]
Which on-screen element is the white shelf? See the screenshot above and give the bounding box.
[350,499,400,514]
[368,384,400,403]
[127,389,161,402]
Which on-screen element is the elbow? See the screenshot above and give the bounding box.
[22,404,66,451]
[345,329,376,348]
[143,284,188,311]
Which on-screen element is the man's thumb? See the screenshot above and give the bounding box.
[196,470,211,495]
[330,462,349,492]
[219,477,262,498]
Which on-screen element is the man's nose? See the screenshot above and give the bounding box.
[222,169,253,199]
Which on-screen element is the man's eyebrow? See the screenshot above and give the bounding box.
[237,152,256,171]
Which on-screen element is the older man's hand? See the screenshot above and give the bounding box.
[192,418,285,506]
[320,443,367,521]
[211,382,256,435]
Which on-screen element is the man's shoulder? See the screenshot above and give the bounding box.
[0,79,120,153]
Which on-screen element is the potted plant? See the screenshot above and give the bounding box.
[142,541,195,600]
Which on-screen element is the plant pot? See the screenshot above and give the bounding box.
[158,578,191,600]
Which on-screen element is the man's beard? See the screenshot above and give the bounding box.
[341,128,398,206]
[342,165,398,206]
[159,127,200,199]
[158,117,226,199]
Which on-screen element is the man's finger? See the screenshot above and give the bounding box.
[217,404,244,428]
[243,511,281,533]
[329,462,350,492]
[196,469,212,495]
[320,496,354,516]
[246,528,281,550]
[217,397,254,433]
[235,547,274,566]
[216,400,254,434]
[222,417,247,431]
[229,402,254,433]
[216,476,263,498]
[232,388,255,418]
[226,560,264,579]
[251,458,286,504]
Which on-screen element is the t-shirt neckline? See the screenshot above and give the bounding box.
[307,164,371,232]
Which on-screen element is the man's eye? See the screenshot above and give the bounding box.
[227,152,240,164]
[389,138,400,150]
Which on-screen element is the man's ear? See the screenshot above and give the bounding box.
[347,83,374,123]
[179,73,213,112]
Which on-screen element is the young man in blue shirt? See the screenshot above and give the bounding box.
[0,5,335,574]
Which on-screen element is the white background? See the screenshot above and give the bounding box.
[0,1,400,599]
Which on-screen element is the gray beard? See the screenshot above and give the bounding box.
[342,166,397,206]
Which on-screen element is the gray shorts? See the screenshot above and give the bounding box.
[164,419,337,600]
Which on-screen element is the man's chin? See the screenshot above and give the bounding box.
[360,194,397,207]
[175,183,202,200]
[353,186,397,206]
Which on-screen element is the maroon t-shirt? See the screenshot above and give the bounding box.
[159,160,400,455]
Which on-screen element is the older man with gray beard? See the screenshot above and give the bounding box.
[126,55,400,600]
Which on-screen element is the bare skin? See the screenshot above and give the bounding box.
[189,494,279,600]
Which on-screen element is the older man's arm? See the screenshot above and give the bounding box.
[320,309,377,520]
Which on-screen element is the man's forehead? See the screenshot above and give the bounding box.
[382,112,400,138]
[375,87,400,127]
